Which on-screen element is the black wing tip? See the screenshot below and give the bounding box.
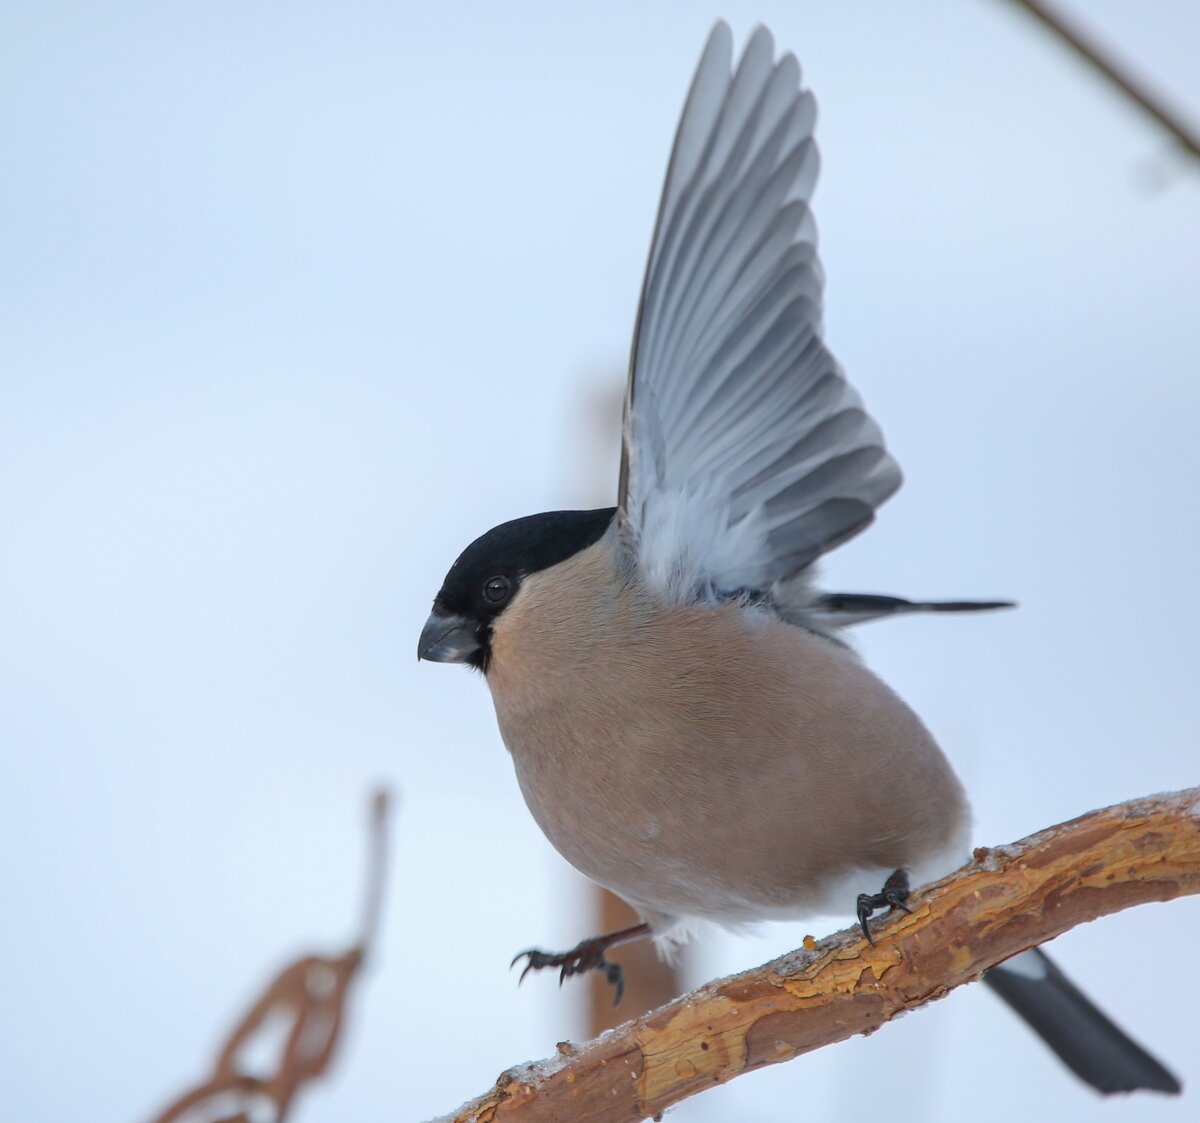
[814,593,1016,615]
[925,598,1016,613]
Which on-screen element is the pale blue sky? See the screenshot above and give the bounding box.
[2,3,1198,1120]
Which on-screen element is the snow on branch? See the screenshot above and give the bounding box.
[434,787,1200,1123]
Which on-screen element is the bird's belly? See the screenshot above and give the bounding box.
[487,620,970,926]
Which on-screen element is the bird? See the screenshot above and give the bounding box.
[417,21,1180,1097]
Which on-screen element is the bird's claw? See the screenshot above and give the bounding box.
[510,938,627,1005]
[856,867,912,944]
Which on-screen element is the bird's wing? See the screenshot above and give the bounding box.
[618,22,901,605]
[805,593,1016,629]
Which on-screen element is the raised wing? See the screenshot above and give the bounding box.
[618,22,901,604]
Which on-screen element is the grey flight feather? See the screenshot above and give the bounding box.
[619,21,902,604]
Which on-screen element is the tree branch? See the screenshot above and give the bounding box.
[999,0,1200,166]
[433,788,1200,1123]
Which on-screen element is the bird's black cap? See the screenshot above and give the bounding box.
[424,507,616,669]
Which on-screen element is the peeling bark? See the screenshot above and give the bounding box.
[433,788,1200,1123]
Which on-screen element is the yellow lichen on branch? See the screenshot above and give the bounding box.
[434,788,1200,1123]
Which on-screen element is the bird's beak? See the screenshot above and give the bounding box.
[418,610,481,663]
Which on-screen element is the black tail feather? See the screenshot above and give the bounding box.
[985,949,1181,1095]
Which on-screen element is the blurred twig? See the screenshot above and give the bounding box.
[436,788,1200,1123]
[150,789,393,1123]
[1001,0,1200,166]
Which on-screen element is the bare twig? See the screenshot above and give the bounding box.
[434,788,1200,1123]
[150,788,393,1123]
[1000,0,1200,165]
[359,788,392,955]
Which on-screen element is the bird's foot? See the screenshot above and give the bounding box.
[856,867,912,944]
[511,937,627,1005]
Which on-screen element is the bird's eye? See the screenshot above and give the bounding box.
[483,575,512,604]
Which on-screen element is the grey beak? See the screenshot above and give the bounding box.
[418,610,481,663]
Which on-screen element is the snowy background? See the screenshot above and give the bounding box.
[2,2,1198,1120]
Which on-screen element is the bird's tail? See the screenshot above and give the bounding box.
[807,592,1014,629]
[984,948,1180,1095]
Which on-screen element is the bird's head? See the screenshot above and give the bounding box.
[418,508,615,672]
